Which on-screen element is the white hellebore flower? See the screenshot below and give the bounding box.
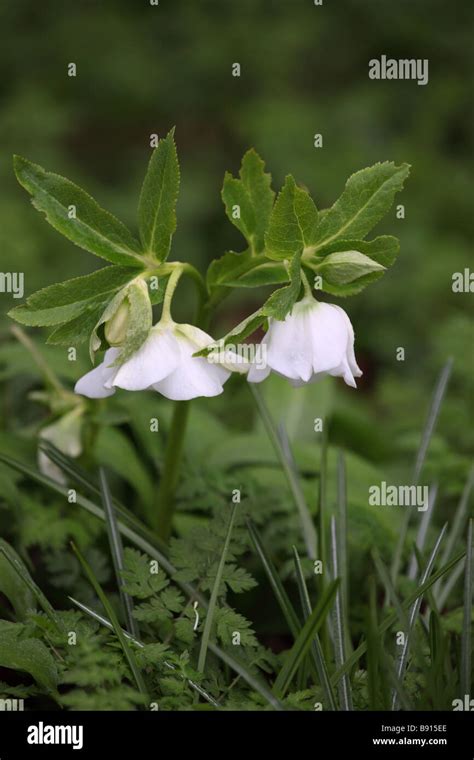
[247,296,362,388]
[38,407,84,484]
[75,321,230,401]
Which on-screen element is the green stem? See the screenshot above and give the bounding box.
[153,269,211,541]
[300,268,314,299]
[154,399,190,540]
[161,265,184,322]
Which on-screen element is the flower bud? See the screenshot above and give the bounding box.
[104,300,130,346]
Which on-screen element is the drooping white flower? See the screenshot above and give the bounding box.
[38,407,84,484]
[247,296,362,388]
[75,321,230,401]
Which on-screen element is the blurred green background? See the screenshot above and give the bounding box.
[0,0,472,493]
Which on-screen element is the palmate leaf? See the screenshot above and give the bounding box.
[138,128,179,261]
[222,149,275,253]
[14,156,143,266]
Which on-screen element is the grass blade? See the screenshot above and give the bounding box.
[71,541,148,702]
[68,596,219,708]
[391,359,452,585]
[437,557,465,610]
[408,483,438,580]
[332,547,465,686]
[367,576,384,709]
[273,579,339,699]
[99,467,139,639]
[330,516,353,710]
[0,543,63,631]
[250,384,317,559]
[391,523,448,710]
[292,546,337,710]
[247,518,301,636]
[435,466,474,602]
[461,518,473,697]
[197,503,238,674]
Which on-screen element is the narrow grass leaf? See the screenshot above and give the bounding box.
[0,544,63,630]
[332,547,465,686]
[100,467,139,639]
[293,546,337,710]
[391,359,452,586]
[408,483,438,580]
[435,466,473,602]
[391,523,447,709]
[273,579,339,699]
[71,541,148,701]
[330,516,352,710]
[461,519,473,696]
[247,518,301,636]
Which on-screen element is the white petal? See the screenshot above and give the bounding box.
[247,361,271,383]
[309,303,351,374]
[74,348,119,398]
[38,450,67,485]
[331,304,363,378]
[175,323,217,349]
[328,360,358,388]
[153,357,229,400]
[152,331,230,400]
[266,304,314,382]
[111,328,180,391]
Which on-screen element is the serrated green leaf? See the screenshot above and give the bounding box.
[309,162,410,251]
[9,300,99,327]
[27,266,139,310]
[261,251,302,320]
[14,155,143,266]
[46,303,106,346]
[317,250,385,285]
[207,250,287,290]
[9,266,140,342]
[222,149,274,253]
[265,175,318,261]
[138,129,179,261]
[0,621,58,692]
[315,270,386,297]
[312,235,400,267]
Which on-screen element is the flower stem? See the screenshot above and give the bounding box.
[154,399,190,540]
[153,272,211,541]
[300,268,314,299]
[161,265,184,322]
